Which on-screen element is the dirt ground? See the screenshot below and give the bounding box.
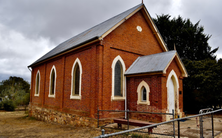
[0,111,101,138]
[103,114,222,138]
[0,111,222,138]
[178,115,222,138]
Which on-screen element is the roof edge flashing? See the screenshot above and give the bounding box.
[125,71,163,77]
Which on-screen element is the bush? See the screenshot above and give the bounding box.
[3,100,16,111]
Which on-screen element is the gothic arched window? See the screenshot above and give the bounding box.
[111,55,126,101]
[141,86,147,102]
[35,70,40,96]
[137,81,150,105]
[49,66,56,97]
[70,58,82,99]
[114,61,123,96]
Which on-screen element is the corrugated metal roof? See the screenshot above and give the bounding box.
[125,51,177,75]
[29,4,143,67]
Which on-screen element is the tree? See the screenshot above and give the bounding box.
[183,59,221,112]
[153,14,218,61]
[153,15,221,112]
[0,76,30,110]
[215,59,222,107]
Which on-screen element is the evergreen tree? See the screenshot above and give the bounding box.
[153,14,218,60]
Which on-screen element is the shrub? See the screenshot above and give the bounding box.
[3,100,16,111]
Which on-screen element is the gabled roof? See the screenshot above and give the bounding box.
[29,3,168,67]
[125,50,188,77]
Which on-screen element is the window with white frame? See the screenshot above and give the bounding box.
[35,70,40,96]
[70,58,82,99]
[137,80,150,105]
[111,55,126,101]
[49,66,56,98]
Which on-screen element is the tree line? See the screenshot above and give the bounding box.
[153,15,222,113]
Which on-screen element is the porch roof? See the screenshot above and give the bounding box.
[125,50,188,77]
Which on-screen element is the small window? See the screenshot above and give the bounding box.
[49,66,56,98]
[70,58,82,99]
[35,70,40,96]
[141,87,147,102]
[137,81,150,105]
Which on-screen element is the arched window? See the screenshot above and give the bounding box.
[141,86,146,102]
[74,64,80,95]
[114,61,123,96]
[49,66,56,98]
[111,55,126,101]
[70,58,82,99]
[137,80,150,105]
[35,70,40,96]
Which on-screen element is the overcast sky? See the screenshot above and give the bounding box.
[0,0,222,82]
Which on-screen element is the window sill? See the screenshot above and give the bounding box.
[137,101,150,105]
[34,94,39,97]
[111,96,125,101]
[48,94,55,98]
[70,95,81,100]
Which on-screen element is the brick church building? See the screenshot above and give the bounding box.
[28,4,187,126]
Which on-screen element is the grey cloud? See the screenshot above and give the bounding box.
[0,0,140,45]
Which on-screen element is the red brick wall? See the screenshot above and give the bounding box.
[127,75,162,111]
[103,11,164,56]
[126,75,164,122]
[63,47,93,115]
[30,44,100,117]
[44,57,64,109]
[31,64,46,105]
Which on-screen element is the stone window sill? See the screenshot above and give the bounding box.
[70,95,81,100]
[111,96,125,101]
